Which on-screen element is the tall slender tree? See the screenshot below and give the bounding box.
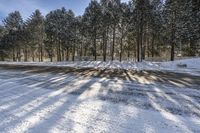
[26,10,45,62]
[82,0,102,61]
[3,11,23,61]
[163,0,181,61]
[108,0,121,61]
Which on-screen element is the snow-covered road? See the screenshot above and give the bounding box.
[0,67,200,133]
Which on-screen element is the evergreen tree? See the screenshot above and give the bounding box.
[26,9,45,61]
[108,0,121,61]
[179,0,200,56]
[133,0,152,61]
[100,0,112,61]
[82,0,102,61]
[45,9,64,61]
[119,2,131,61]
[3,11,23,61]
[0,25,6,60]
[163,0,181,61]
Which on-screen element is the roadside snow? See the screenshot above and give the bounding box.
[0,57,200,76]
[158,58,200,76]
[0,68,200,132]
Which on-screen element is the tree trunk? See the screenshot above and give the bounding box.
[111,25,116,61]
[84,45,87,57]
[57,46,59,61]
[103,29,107,62]
[0,50,4,61]
[170,32,175,61]
[120,37,123,62]
[136,17,142,62]
[12,48,16,61]
[0,55,4,61]
[38,45,41,62]
[66,47,69,61]
[40,44,43,62]
[171,23,175,61]
[142,46,146,60]
[59,42,62,61]
[80,40,83,60]
[50,55,53,62]
[136,10,144,62]
[151,35,155,58]
[139,24,143,62]
[24,44,28,62]
[72,43,75,61]
[134,46,137,61]
[94,30,97,61]
[32,49,35,62]
[147,37,150,58]
[18,47,21,61]
[171,42,175,61]
[16,47,20,62]
[57,41,61,62]
[142,30,146,60]
[128,46,130,60]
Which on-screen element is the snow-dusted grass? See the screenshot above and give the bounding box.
[0,58,200,76]
[0,68,200,132]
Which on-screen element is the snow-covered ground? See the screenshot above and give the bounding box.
[0,68,200,133]
[0,57,200,76]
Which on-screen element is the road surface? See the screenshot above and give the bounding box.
[0,65,200,133]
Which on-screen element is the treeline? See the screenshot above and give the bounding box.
[0,0,200,62]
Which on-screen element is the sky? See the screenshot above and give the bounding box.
[0,0,129,23]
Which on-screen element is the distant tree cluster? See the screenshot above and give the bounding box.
[0,0,200,62]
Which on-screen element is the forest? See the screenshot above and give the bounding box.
[0,0,200,62]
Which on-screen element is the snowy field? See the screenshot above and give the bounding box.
[0,66,200,133]
[0,57,200,76]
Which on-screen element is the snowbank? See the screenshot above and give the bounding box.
[159,58,200,76]
[0,58,199,76]
[160,58,200,70]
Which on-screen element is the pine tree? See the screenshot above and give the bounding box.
[148,0,163,58]
[0,25,5,60]
[82,0,102,61]
[100,0,112,61]
[3,11,23,61]
[26,10,45,62]
[163,0,181,61]
[132,0,152,61]
[45,9,64,61]
[119,2,131,61]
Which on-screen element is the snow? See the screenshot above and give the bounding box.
[0,57,200,76]
[0,68,200,132]
[158,58,200,76]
